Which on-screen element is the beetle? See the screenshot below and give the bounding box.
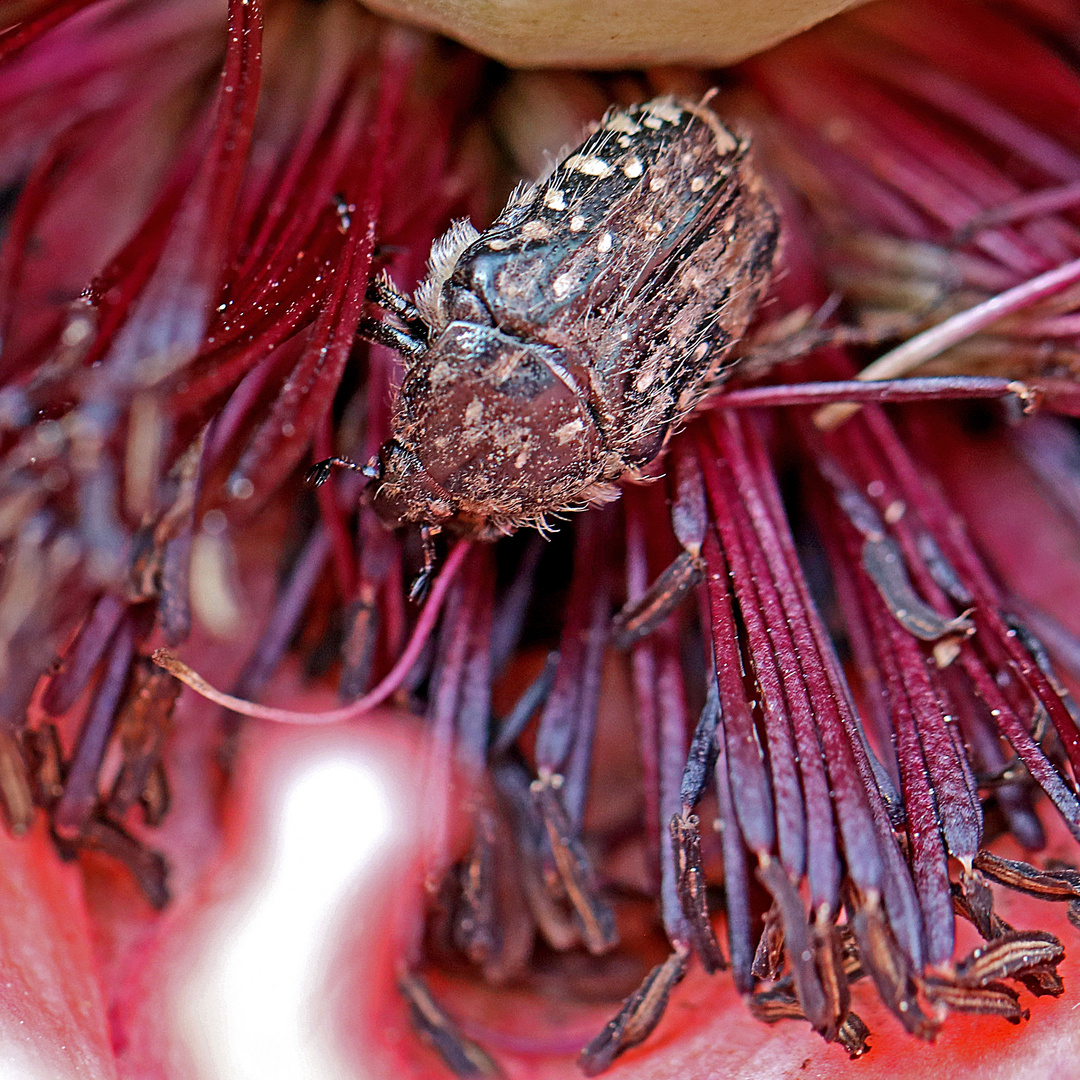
[311,94,780,545]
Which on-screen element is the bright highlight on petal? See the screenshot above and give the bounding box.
[174,741,402,1080]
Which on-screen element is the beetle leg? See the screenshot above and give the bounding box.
[356,316,428,361]
[366,272,431,344]
[305,455,375,486]
[409,525,441,603]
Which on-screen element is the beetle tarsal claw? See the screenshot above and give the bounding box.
[306,460,335,486]
[305,456,366,486]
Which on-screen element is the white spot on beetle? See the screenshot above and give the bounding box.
[552,272,576,298]
[597,232,612,254]
[464,397,483,426]
[635,367,657,392]
[543,188,567,211]
[690,176,706,192]
[570,214,586,232]
[563,154,613,178]
[605,112,642,135]
[555,419,585,444]
[649,175,666,192]
[488,238,510,251]
[623,158,643,178]
[644,99,683,124]
[521,220,550,241]
[712,127,738,153]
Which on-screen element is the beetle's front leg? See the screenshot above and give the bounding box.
[357,316,428,361]
[366,271,431,345]
[306,456,376,487]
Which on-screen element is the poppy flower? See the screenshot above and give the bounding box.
[5,0,1080,1077]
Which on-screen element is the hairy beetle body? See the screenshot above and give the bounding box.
[335,95,780,537]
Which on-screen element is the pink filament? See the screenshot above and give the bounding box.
[154,539,472,724]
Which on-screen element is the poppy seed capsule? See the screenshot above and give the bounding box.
[320,94,780,538]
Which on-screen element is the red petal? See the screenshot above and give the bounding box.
[0,820,116,1078]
